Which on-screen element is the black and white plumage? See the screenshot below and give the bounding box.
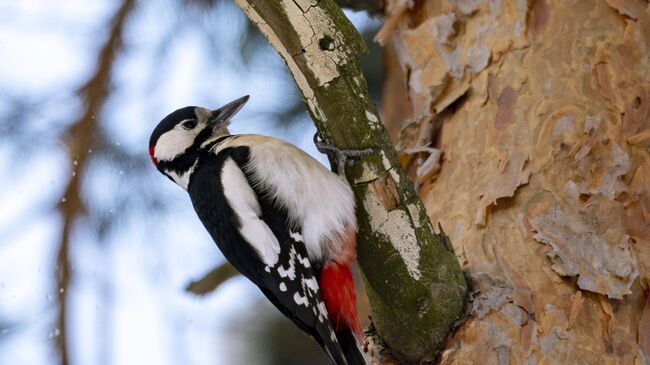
[149,96,366,365]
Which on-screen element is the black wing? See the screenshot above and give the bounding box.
[187,145,346,364]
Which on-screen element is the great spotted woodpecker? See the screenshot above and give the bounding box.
[149,96,366,365]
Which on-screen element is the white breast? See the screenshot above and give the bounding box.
[213,135,356,261]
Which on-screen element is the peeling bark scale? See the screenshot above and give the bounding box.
[382,0,650,363]
[235,0,469,363]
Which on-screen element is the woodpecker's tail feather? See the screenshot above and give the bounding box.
[316,328,367,365]
[311,323,347,365]
[337,327,368,365]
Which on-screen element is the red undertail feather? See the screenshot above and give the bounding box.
[320,224,361,337]
[319,262,362,338]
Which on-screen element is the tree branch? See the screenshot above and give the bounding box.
[55,1,134,364]
[186,262,240,295]
[233,1,468,363]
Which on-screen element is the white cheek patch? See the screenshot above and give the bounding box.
[154,128,196,161]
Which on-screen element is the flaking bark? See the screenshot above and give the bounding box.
[382,0,650,363]
[234,1,468,363]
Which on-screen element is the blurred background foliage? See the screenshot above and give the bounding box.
[0,0,382,364]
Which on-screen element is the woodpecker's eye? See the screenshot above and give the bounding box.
[180,119,197,130]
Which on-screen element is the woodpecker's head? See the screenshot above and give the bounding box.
[149,95,249,186]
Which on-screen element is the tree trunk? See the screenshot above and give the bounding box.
[383,0,650,363]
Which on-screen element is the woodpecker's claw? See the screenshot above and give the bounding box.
[313,132,375,178]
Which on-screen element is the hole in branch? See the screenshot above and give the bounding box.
[319,35,334,51]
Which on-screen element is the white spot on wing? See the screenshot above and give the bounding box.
[317,301,328,317]
[303,277,319,293]
[276,247,300,280]
[293,292,309,306]
[222,158,281,266]
[296,253,311,268]
[290,231,304,242]
[279,282,287,292]
[277,265,296,280]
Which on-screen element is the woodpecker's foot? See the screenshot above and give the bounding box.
[313,132,374,178]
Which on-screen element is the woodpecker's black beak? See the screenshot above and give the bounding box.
[207,95,249,128]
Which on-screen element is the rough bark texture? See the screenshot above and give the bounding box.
[382,0,650,363]
[234,1,469,363]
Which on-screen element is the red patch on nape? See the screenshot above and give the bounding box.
[319,263,362,338]
[149,146,158,167]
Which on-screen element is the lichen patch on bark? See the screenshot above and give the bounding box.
[236,1,316,102]
[281,0,351,86]
[363,191,422,280]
